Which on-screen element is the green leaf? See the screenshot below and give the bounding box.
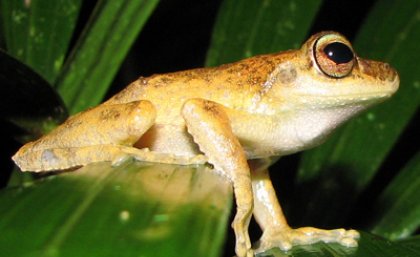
[56,0,159,114]
[0,162,232,257]
[294,0,420,227]
[399,235,420,252]
[0,50,67,142]
[3,161,420,257]
[0,0,82,84]
[371,152,420,239]
[205,0,322,66]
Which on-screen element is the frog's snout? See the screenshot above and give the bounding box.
[383,63,400,95]
[357,58,398,82]
[357,58,399,95]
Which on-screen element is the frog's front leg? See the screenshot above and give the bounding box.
[251,164,359,253]
[182,99,254,257]
[13,101,156,171]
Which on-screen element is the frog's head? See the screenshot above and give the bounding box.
[269,31,399,110]
[263,31,399,147]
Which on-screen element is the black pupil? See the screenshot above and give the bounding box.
[323,42,353,64]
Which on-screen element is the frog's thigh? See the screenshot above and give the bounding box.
[251,165,359,253]
[72,100,157,146]
[13,101,156,172]
[181,98,253,257]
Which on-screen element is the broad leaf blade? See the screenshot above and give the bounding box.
[0,50,67,142]
[0,0,82,83]
[56,0,159,114]
[205,0,322,66]
[371,152,420,239]
[0,162,232,257]
[399,235,420,252]
[294,0,420,227]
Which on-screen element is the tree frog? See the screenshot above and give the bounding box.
[13,31,399,257]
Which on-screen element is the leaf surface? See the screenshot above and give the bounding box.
[56,0,160,113]
[0,162,232,257]
[206,0,322,66]
[0,0,82,83]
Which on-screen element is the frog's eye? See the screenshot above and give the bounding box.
[313,34,355,78]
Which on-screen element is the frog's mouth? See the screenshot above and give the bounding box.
[300,91,395,108]
[291,73,400,109]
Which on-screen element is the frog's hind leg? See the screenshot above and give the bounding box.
[12,101,156,172]
[250,162,359,253]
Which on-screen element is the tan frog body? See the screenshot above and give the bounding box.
[13,32,399,257]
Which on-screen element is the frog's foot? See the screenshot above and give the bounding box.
[254,227,359,253]
[232,213,254,257]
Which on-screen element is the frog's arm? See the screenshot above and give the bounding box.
[181,98,254,257]
[12,101,156,171]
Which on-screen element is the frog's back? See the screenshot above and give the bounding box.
[105,53,284,124]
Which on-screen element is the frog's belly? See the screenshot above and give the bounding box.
[134,124,202,160]
[133,123,271,165]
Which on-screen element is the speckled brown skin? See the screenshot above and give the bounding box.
[106,52,289,118]
[13,32,399,257]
